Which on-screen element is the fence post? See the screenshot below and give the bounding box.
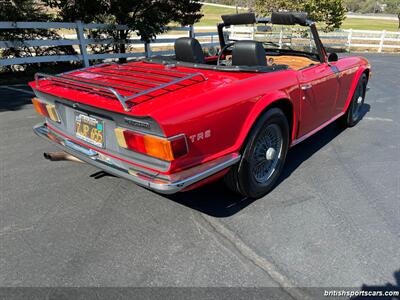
[279,27,283,49]
[144,41,152,58]
[75,20,89,67]
[189,25,195,38]
[378,30,386,53]
[347,29,353,52]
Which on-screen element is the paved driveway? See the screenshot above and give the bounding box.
[0,54,399,298]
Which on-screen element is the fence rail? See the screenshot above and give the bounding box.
[0,21,205,67]
[319,29,400,52]
[227,25,400,53]
[1,21,399,67]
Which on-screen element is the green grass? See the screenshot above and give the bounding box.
[195,5,246,26]
[196,4,399,31]
[341,18,399,31]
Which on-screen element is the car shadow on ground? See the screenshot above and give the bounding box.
[164,103,371,217]
[352,270,400,299]
[0,86,33,111]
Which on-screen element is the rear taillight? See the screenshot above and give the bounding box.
[32,98,60,123]
[115,128,188,161]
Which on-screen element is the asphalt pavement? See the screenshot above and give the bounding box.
[0,54,399,298]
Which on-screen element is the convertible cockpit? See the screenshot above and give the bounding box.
[171,11,325,71]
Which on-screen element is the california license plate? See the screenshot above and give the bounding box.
[74,112,104,148]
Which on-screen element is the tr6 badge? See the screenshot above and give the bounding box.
[189,129,211,143]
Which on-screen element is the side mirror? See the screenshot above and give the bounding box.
[328,52,338,62]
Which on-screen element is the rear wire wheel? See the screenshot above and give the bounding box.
[224,108,289,198]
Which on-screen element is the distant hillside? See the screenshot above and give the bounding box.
[204,0,400,14]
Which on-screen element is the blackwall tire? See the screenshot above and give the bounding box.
[339,73,367,127]
[224,108,290,199]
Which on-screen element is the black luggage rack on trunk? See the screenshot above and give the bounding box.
[35,62,207,111]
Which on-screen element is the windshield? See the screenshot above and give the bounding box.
[224,24,319,57]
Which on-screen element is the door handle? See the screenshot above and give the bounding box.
[301,84,312,90]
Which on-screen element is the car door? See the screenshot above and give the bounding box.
[297,63,339,136]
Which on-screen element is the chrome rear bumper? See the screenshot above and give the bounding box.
[33,123,240,194]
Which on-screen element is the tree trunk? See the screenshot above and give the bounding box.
[118,30,128,63]
[398,13,400,29]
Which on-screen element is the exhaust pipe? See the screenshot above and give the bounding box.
[43,151,84,163]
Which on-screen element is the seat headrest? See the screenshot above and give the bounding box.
[231,41,266,67]
[174,37,205,64]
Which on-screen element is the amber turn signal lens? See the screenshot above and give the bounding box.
[143,135,174,161]
[32,98,60,123]
[32,98,49,118]
[114,128,188,161]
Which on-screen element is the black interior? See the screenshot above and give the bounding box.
[170,14,324,72]
[231,41,267,67]
[172,10,326,69]
[172,37,299,70]
[174,37,205,64]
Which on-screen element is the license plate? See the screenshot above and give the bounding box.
[74,112,105,148]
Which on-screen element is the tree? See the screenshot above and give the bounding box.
[0,0,50,22]
[385,0,400,14]
[304,0,347,31]
[343,0,361,12]
[255,0,346,31]
[344,0,400,14]
[384,0,400,28]
[0,0,76,71]
[44,0,203,62]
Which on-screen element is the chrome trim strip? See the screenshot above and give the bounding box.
[290,112,345,147]
[33,123,240,194]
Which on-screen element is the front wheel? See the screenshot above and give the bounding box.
[224,108,289,198]
[339,73,367,127]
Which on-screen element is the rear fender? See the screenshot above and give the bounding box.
[343,64,370,112]
[234,91,297,151]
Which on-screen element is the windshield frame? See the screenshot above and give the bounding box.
[217,16,327,64]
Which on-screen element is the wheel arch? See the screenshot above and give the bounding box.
[265,99,294,140]
[235,95,296,153]
[343,65,370,112]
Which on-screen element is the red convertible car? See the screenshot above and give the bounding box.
[30,12,370,198]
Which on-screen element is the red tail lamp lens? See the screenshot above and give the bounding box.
[115,128,188,161]
[123,130,147,153]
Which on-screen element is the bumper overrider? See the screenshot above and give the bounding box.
[33,123,240,194]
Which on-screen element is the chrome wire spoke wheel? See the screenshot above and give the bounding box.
[224,107,289,198]
[252,124,283,184]
[352,82,364,121]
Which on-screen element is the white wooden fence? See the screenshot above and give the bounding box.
[227,25,400,53]
[333,29,400,52]
[1,21,399,68]
[0,21,218,67]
